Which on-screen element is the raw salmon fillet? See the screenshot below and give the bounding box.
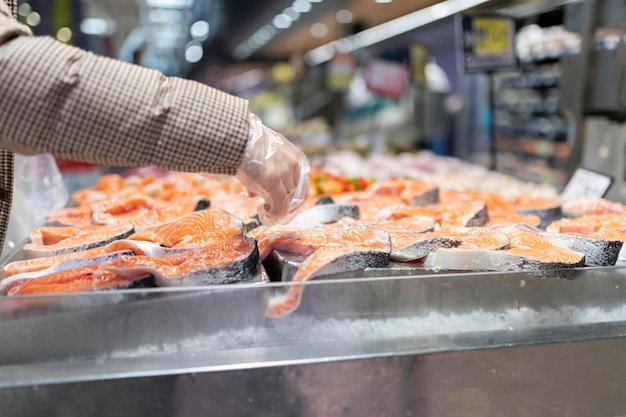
[562,197,626,218]
[546,214,626,235]
[425,226,585,271]
[91,194,205,229]
[3,264,149,296]
[265,224,391,318]
[365,178,439,206]
[23,224,134,258]
[128,209,244,248]
[376,201,489,228]
[4,239,182,277]
[103,234,259,286]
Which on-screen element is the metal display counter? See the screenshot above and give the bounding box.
[1,266,626,416]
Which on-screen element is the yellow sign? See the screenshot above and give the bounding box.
[473,18,511,55]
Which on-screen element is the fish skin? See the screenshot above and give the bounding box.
[22,225,135,258]
[540,233,622,267]
[516,206,562,221]
[286,204,360,228]
[103,235,259,286]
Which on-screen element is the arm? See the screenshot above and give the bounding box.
[0,8,249,175]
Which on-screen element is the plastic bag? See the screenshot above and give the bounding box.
[1,154,69,257]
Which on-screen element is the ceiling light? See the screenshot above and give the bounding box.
[305,0,490,65]
[184,41,203,63]
[190,20,210,40]
[81,18,113,36]
[374,0,393,3]
[56,27,72,43]
[284,7,300,21]
[336,9,353,24]
[146,0,192,8]
[273,14,292,29]
[309,0,323,2]
[17,3,31,17]
[310,22,328,38]
[25,11,40,26]
[293,0,312,13]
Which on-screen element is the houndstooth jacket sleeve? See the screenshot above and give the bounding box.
[0,0,250,175]
[0,0,250,251]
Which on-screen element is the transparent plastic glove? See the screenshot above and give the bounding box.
[236,113,310,225]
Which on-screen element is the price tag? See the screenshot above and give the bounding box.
[560,168,613,200]
[460,16,517,73]
[474,18,511,55]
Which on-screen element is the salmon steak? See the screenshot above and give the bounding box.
[389,232,461,262]
[128,209,244,248]
[561,197,626,218]
[365,177,439,206]
[4,239,183,277]
[503,195,561,219]
[2,264,151,296]
[546,214,626,235]
[424,225,585,272]
[265,225,391,318]
[376,201,489,228]
[22,224,134,258]
[103,234,259,286]
[91,194,207,229]
[540,231,623,267]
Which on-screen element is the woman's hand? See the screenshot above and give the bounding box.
[236,113,310,225]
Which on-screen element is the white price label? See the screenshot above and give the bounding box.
[561,168,613,200]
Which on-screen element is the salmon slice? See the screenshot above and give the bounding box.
[253,228,334,262]
[376,201,489,228]
[389,232,461,262]
[546,214,626,235]
[103,235,259,286]
[440,190,542,227]
[92,195,204,229]
[3,264,150,296]
[333,193,404,221]
[4,239,181,277]
[484,212,541,228]
[363,215,436,233]
[128,209,244,248]
[439,227,511,250]
[365,177,439,206]
[265,225,391,318]
[71,174,126,206]
[207,194,262,220]
[503,195,561,219]
[561,197,626,218]
[23,224,134,258]
[45,206,94,226]
[541,231,623,266]
[425,226,585,271]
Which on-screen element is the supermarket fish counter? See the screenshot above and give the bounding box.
[2,152,626,416]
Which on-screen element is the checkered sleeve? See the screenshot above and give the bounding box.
[0,36,250,175]
[0,1,31,41]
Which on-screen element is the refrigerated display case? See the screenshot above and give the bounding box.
[1,265,626,416]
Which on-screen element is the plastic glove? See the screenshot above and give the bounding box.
[236,113,310,225]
